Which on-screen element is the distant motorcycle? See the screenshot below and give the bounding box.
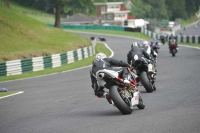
[90,37,95,40]
[99,37,106,41]
[161,38,165,45]
[151,41,160,54]
[160,35,166,45]
[96,68,145,114]
[169,39,178,57]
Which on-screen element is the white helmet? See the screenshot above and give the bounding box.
[95,53,107,60]
[131,42,139,48]
[143,41,149,46]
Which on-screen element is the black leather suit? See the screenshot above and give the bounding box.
[127,46,151,68]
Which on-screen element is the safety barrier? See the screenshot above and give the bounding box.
[47,24,124,31]
[141,28,200,44]
[0,39,96,77]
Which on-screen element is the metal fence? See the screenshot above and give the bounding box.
[141,28,200,44]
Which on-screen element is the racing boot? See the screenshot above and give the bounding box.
[103,92,112,104]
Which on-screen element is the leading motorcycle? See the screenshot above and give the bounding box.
[96,68,145,115]
[169,39,178,57]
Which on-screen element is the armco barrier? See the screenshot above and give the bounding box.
[0,39,96,77]
[47,24,124,31]
[141,28,200,44]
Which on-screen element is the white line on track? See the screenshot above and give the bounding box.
[0,91,24,100]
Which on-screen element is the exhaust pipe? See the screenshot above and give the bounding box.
[98,73,104,78]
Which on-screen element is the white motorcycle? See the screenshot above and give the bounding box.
[96,68,145,115]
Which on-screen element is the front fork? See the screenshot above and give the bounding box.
[147,73,156,90]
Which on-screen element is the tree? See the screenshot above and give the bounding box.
[130,0,151,18]
[54,0,94,28]
[54,0,61,28]
[62,0,95,16]
[165,0,186,20]
[185,0,200,18]
[3,0,10,7]
[141,0,168,19]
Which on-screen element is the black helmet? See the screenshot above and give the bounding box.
[131,42,139,48]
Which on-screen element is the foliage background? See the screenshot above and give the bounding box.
[10,0,200,20]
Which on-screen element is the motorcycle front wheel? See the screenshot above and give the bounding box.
[109,86,133,115]
[172,49,176,57]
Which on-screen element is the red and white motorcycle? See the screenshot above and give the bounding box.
[96,68,145,115]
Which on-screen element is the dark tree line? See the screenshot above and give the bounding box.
[10,0,200,20]
[1,0,10,7]
[132,0,200,20]
[8,0,200,28]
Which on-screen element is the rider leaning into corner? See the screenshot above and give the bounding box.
[127,42,153,69]
[141,41,157,59]
[90,53,132,104]
[127,42,156,79]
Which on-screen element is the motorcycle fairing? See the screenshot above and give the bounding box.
[96,69,120,87]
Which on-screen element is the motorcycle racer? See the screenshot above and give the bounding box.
[127,42,152,69]
[140,41,157,68]
[168,34,178,53]
[90,53,130,104]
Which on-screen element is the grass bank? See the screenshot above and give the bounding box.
[9,1,56,24]
[181,16,199,26]
[0,5,91,62]
[0,91,18,98]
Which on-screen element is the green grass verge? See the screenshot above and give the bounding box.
[10,1,56,24]
[0,43,111,82]
[181,16,199,26]
[0,91,18,98]
[179,42,200,47]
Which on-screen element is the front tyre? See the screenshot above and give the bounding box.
[140,71,153,92]
[172,49,176,57]
[109,86,133,115]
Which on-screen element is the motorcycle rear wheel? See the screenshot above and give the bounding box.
[109,86,133,115]
[140,72,153,92]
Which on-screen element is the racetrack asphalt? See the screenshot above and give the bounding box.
[0,32,200,133]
